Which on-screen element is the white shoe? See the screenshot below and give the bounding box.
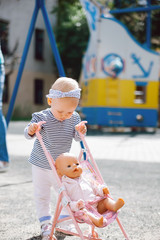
[0,161,9,173]
[41,223,57,240]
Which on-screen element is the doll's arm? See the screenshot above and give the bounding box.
[92,180,109,196]
[103,187,110,195]
[69,199,85,212]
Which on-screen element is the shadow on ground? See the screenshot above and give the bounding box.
[26,236,41,240]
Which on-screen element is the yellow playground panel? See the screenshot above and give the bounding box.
[81,78,159,109]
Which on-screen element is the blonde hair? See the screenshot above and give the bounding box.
[52,77,79,92]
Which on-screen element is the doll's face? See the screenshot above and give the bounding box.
[56,153,82,179]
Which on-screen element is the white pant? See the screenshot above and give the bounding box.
[32,165,69,225]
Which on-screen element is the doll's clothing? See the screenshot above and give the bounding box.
[61,175,106,212]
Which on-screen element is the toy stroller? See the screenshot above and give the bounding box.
[36,121,130,240]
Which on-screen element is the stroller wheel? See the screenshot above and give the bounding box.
[88,230,99,239]
[55,231,66,240]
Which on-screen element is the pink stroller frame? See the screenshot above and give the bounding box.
[36,121,130,240]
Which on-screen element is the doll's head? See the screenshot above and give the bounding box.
[55,153,82,179]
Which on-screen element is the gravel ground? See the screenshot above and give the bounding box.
[0,121,160,240]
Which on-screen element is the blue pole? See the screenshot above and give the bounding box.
[109,5,160,14]
[109,3,160,50]
[80,141,86,160]
[6,1,39,126]
[146,0,151,48]
[40,0,65,76]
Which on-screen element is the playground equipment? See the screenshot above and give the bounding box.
[6,0,65,126]
[79,0,160,129]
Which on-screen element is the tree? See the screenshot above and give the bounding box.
[52,0,89,80]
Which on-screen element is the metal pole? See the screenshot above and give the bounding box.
[109,5,160,14]
[146,0,151,48]
[6,0,39,126]
[109,3,160,50]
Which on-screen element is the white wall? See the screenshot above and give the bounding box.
[0,0,57,73]
[0,0,58,118]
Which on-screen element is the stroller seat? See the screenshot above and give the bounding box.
[73,160,119,228]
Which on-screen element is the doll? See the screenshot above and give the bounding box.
[55,153,125,227]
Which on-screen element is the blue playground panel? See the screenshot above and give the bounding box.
[82,107,157,127]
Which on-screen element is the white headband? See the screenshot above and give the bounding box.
[46,88,81,99]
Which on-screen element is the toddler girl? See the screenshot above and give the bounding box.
[24,77,86,239]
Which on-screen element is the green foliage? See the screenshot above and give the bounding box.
[110,0,160,50]
[11,106,31,120]
[52,0,89,80]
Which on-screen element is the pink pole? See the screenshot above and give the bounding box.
[79,133,104,184]
[50,194,62,238]
[116,217,130,240]
[36,123,86,240]
[78,128,130,240]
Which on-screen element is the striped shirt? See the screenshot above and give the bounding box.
[24,108,81,170]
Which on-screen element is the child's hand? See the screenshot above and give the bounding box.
[103,187,110,195]
[75,121,87,135]
[28,123,38,136]
[77,199,85,210]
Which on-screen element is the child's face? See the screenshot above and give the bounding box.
[48,97,79,121]
[56,154,82,179]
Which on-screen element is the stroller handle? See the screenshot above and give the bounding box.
[36,121,46,132]
[76,121,88,137]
